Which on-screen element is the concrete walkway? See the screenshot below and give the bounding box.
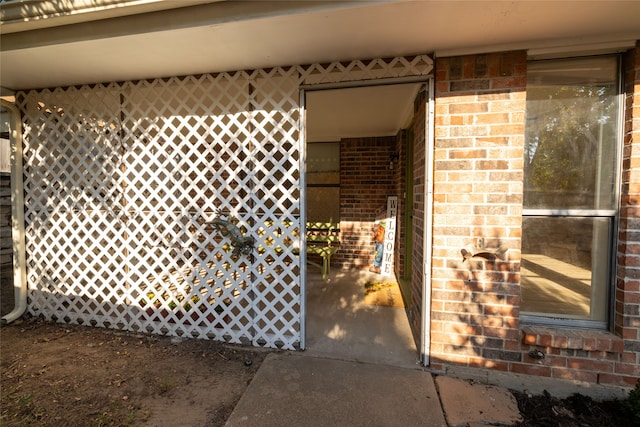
[226,267,630,426]
[226,270,524,426]
[225,352,522,427]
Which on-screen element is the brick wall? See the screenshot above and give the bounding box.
[615,42,640,386]
[410,93,427,347]
[431,51,526,371]
[338,136,397,269]
[336,107,421,277]
[429,47,640,387]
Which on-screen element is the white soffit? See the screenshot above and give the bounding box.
[0,0,222,32]
[306,84,421,142]
[1,1,640,91]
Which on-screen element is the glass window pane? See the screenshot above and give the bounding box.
[521,217,610,322]
[524,57,619,210]
[308,142,339,174]
[307,142,340,222]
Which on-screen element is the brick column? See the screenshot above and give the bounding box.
[613,42,640,387]
[430,52,526,371]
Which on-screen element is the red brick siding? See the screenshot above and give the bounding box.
[614,41,640,387]
[411,92,427,347]
[338,136,397,269]
[430,51,525,373]
[429,47,640,387]
[335,110,418,278]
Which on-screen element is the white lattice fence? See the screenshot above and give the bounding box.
[119,73,263,344]
[248,68,302,346]
[19,85,128,329]
[17,54,433,349]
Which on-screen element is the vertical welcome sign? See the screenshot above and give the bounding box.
[382,196,398,276]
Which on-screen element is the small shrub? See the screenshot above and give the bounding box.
[625,381,640,423]
[158,378,173,395]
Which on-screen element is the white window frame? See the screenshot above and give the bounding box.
[521,54,624,330]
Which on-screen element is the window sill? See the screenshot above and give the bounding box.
[521,325,623,353]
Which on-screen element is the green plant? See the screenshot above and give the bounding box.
[17,393,43,419]
[625,381,640,422]
[146,292,202,312]
[93,403,136,427]
[158,378,173,395]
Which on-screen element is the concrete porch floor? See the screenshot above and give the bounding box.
[303,269,420,369]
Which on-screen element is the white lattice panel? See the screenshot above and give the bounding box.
[299,55,434,85]
[17,54,433,350]
[119,72,278,344]
[248,68,302,346]
[19,85,127,328]
[25,210,127,328]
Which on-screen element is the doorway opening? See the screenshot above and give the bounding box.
[302,82,426,367]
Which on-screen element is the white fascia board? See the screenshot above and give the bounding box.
[0,1,223,33]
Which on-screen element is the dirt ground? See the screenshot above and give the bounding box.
[0,317,270,427]
[514,389,637,427]
[1,318,638,427]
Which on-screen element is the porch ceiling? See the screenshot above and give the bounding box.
[306,83,423,142]
[2,1,639,92]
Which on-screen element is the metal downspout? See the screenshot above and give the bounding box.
[420,79,435,365]
[1,99,27,325]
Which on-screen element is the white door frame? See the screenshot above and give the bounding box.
[298,77,434,361]
[421,78,435,366]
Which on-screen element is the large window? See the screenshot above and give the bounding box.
[522,56,621,328]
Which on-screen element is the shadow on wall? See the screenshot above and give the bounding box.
[331,221,376,271]
[432,234,524,368]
